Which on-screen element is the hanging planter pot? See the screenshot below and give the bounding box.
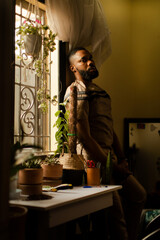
[24,34,42,58]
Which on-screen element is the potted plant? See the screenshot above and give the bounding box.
[54,87,85,186]
[42,87,86,186]
[16,19,57,113]
[41,154,63,181]
[10,141,42,199]
[18,153,43,196]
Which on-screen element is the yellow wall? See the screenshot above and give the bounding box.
[97,0,160,146]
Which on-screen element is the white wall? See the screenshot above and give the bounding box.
[97,0,160,148]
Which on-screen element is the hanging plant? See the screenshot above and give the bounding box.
[16,9,57,113]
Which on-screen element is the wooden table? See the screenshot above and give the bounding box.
[10,185,121,240]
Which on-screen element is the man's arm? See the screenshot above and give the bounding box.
[76,113,108,165]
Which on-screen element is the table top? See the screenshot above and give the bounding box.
[10,185,121,211]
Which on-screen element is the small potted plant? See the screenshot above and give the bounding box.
[16,19,56,65]
[17,20,42,58]
[41,154,63,180]
[16,19,57,113]
[10,141,42,199]
[18,153,43,196]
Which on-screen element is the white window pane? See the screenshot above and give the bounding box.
[21,67,36,87]
[15,3,20,14]
[15,15,21,28]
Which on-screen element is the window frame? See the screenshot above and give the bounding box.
[14,0,67,154]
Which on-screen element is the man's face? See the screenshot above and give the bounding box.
[70,50,99,81]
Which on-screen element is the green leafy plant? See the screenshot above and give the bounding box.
[42,154,60,165]
[53,102,70,155]
[21,156,42,169]
[105,151,112,184]
[16,20,56,60]
[10,141,42,178]
[16,19,57,113]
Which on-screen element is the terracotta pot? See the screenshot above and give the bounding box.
[42,163,63,179]
[18,168,43,195]
[19,184,42,195]
[87,168,100,186]
[18,168,43,185]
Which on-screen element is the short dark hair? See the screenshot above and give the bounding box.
[68,47,87,64]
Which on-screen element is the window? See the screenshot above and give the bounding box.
[14,0,59,152]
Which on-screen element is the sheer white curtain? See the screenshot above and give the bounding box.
[46,0,111,68]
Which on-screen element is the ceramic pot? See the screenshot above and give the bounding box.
[18,168,43,195]
[41,164,63,180]
[18,168,43,185]
[19,184,42,195]
[24,34,42,58]
[87,168,100,186]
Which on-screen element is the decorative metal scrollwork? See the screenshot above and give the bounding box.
[20,86,35,135]
[21,52,35,70]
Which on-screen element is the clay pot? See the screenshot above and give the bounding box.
[18,168,43,195]
[18,168,43,185]
[19,184,42,195]
[87,168,100,186]
[41,164,63,180]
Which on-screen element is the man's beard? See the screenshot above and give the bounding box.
[77,68,99,81]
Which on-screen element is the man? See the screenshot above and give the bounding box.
[64,47,146,240]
